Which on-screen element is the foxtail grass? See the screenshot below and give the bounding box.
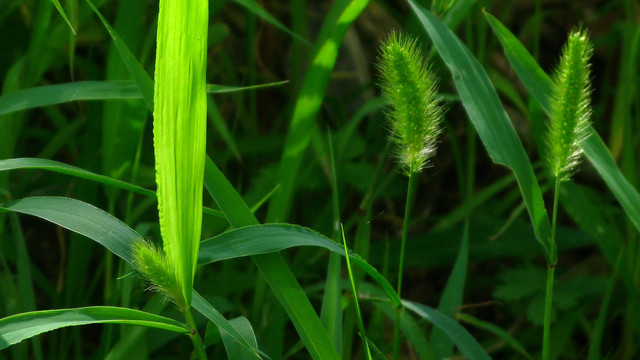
[377,31,444,359]
[542,27,592,360]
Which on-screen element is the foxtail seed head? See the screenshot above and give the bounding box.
[132,239,188,310]
[377,31,444,174]
[545,27,593,181]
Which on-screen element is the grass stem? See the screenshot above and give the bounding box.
[184,307,208,360]
[543,177,560,360]
[393,169,419,360]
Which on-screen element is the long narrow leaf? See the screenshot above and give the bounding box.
[0,158,154,197]
[0,306,189,351]
[152,0,208,304]
[403,301,491,360]
[198,223,402,308]
[0,197,139,263]
[408,0,553,260]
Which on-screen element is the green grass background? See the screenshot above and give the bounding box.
[0,0,639,359]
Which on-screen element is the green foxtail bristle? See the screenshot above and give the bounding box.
[377,31,444,174]
[131,239,188,311]
[545,27,593,181]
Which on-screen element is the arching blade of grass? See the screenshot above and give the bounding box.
[403,301,492,360]
[0,80,287,116]
[0,196,261,356]
[372,302,434,360]
[0,81,139,115]
[0,158,155,197]
[484,11,640,235]
[266,0,371,222]
[0,306,189,351]
[197,223,402,308]
[408,0,553,261]
[230,0,310,45]
[0,197,139,263]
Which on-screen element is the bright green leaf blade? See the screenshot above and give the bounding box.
[49,0,76,34]
[204,158,341,360]
[484,11,640,235]
[231,0,309,45]
[0,306,188,350]
[219,316,260,360]
[408,1,553,260]
[0,197,138,263]
[266,0,371,222]
[152,0,208,305]
[0,158,155,197]
[198,224,401,308]
[403,301,491,360]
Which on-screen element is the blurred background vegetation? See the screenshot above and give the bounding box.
[0,0,638,358]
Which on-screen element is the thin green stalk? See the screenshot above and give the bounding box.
[543,177,560,360]
[393,169,418,360]
[341,226,372,360]
[184,307,208,360]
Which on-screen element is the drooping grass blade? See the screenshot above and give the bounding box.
[0,306,189,351]
[197,223,401,308]
[408,0,553,261]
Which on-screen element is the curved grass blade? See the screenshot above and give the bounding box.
[403,301,491,360]
[197,223,402,308]
[0,306,189,351]
[0,81,139,116]
[230,0,309,45]
[408,0,553,261]
[266,0,371,222]
[0,80,289,117]
[0,158,155,197]
[484,11,640,236]
[0,197,139,263]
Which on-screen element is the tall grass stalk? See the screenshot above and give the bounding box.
[377,32,443,359]
[542,27,592,360]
